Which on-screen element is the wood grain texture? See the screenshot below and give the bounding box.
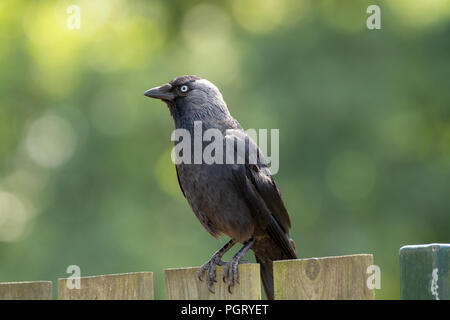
[165,264,261,300]
[58,272,153,300]
[0,281,52,300]
[274,254,374,300]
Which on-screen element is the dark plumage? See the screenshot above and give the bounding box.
[144,76,298,299]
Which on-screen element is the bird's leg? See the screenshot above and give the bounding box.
[198,239,235,293]
[223,238,255,294]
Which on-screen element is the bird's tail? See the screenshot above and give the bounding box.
[255,254,275,300]
[254,236,297,300]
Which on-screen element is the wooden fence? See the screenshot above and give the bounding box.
[0,245,448,300]
[0,254,374,300]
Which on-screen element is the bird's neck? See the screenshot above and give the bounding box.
[174,115,239,133]
[173,109,237,133]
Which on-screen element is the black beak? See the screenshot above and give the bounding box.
[144,84,175,101]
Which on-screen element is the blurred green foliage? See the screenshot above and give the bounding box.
[0,0,449,299]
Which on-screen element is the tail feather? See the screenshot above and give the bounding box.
[255,255,275,300]
[254,235,297,300]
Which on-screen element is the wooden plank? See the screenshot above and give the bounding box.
[400,243,449,300]
[58,272,153,300]
[165,263,261,300]
[0,281,52,300]
[273,254,374,300]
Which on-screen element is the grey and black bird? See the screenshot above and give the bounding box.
[144,75,298,300]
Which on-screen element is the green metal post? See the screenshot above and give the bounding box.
[399,243,449,300]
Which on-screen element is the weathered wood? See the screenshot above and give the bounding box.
[273,254,374,300]
[58,272,153,300]
[0,281,52,300]
[400,243,449,300]
[165,264,261,300]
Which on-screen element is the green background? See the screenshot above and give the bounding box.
[0,0,449,299]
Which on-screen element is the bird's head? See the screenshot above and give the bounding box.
[144,75,230,122]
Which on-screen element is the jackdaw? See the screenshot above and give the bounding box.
[144,75,297,299]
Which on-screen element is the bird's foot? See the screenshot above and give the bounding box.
[197,253,226,294]
[222,238,255,294]
[222,255,245,294]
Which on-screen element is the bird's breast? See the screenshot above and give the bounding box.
[176,163,256,243]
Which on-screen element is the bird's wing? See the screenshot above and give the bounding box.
[230,163,297,259]
[224,129,292,233]
[175,165,185,198]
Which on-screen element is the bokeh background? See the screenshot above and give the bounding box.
[0,0,449,299]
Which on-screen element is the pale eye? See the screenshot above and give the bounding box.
[180,85,189,93]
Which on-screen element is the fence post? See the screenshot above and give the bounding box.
[58,272,154,300]
[273,254,374,299]
[165,264,261,300]
[400,243,449,300]
[0,281,52,300]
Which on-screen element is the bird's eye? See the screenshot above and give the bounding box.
[180,85,189,93]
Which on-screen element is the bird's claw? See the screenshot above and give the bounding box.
[197,254,225,294]
[222,258,241,294]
